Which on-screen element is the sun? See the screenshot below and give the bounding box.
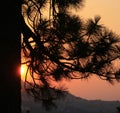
[21,64,27,80]
[21,65,25,75]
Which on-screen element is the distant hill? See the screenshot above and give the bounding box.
[21,90,120,113]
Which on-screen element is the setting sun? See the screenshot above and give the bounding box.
[21,65,27,80]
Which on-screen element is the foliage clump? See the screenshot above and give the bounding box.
[21,0,120,109]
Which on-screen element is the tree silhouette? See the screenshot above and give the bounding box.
[117,106,120,113]
[21,0,120,110]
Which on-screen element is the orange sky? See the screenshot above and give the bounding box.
[79,0,120,34]
[65,0,120,101]
[21,0,120,101]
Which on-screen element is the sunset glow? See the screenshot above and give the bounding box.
[21,0,120,101]
[21,64,27,80]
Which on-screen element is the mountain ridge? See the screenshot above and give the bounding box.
[22,91,120,113]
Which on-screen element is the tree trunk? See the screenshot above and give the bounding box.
[0,1,21,113]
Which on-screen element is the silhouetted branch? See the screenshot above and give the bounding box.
[21,0,120,109]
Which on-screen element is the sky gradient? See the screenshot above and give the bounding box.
[79,0,120,34]
[65,0,120,101]
[21,0,120,101]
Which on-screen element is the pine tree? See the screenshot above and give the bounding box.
[21,0,120,109]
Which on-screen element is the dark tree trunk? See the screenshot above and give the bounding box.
[0,1,21,113]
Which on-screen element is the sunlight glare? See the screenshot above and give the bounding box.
[21,65,27,80]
